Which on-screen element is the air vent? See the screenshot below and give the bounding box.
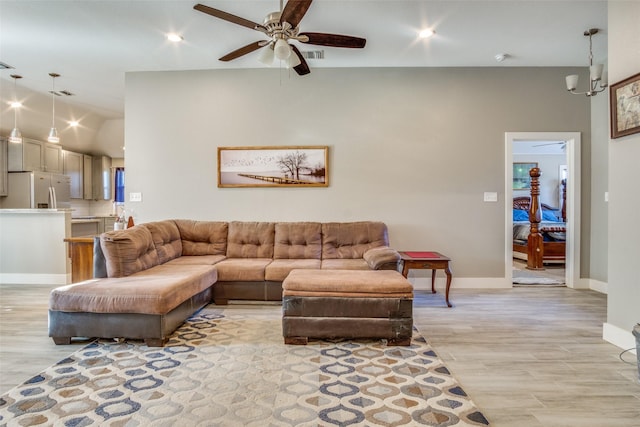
[300,50,324,60]
[0,61,15,69]
[49,90,74,96]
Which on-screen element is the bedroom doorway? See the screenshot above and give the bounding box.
[505,132,582,288]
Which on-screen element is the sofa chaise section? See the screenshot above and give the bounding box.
[49,222,218,346]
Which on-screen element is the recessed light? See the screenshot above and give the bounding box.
[9,101,22,108]
[167,33,183,42]
[419,29,435,39]
[69,120,79,127]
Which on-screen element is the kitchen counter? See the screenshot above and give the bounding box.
[71,216,118,236]
[0,209,72,284]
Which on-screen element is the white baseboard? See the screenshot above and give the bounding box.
[0,273,70,285]
[589,279,608,294]
[603,322,637,353]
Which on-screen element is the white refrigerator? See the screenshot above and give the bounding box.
[3,171,71,209]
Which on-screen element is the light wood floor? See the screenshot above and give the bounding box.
[1,284,639,426]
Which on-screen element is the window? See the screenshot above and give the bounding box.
[114,167,125,203]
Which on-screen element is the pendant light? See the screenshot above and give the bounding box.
[47,72,60,143]
[565,29,608,97]
[9,74,23,143]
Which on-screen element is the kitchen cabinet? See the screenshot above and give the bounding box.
[63,150,84,199]
[71,219,100,237]
[8,138,63,173]
[43,142,63,173]
[83,155,93,200]
[92,155,112,200]
[0,137,7,196]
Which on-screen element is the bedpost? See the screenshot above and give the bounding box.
[527,167,544,270]
[561,178,567,222]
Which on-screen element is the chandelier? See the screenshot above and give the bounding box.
[565,28,607,97]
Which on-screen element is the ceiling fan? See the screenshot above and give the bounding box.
[193,0,366,76]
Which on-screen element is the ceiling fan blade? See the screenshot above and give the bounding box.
[280,0,313,28]
[290,45,310,76]
[219,41,265,62]
[299,32,366,48]
[533,142,564,147]
[194,4,265,32]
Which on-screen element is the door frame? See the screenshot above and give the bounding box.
[505,132,582,288]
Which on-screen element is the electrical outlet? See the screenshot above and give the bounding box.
[129,192,142,202]
[483,192,498,202]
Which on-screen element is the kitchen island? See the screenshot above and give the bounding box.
[0,209,72,285]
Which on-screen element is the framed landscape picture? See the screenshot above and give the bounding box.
[513,162,537,190]
[610,72,640,139]
[218,146,329,188]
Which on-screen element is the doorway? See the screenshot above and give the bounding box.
[505,132,582,288]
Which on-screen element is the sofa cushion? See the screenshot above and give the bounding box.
[50,264,218,315]
[227,222,275,258]
[321,222,389,259]
[174,220,228,256]
[165,255,226,266]
[100,225,159,277]
[321,259,370,270]
[274,222,322,259]
[214,258,273,281]
[282,269,413,298]
[265,259,322,281]
[144,220,182,264]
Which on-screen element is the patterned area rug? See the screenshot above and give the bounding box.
[0,306,489,426]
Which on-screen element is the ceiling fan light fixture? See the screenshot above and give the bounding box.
[258,44,275,66]
[274,38,291,60]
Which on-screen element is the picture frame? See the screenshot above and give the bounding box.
[218,146,329,188]
[513,162,537,190]
[610,72,640,139]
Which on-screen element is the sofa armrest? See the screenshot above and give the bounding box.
[93,236,108,278]
[363,246,401,270]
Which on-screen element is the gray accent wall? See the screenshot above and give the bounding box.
[125,66,595,281]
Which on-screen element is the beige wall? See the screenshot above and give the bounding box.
[125,66,593,283]
[606,1,640,345]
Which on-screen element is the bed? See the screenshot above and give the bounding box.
[512,171,566,266]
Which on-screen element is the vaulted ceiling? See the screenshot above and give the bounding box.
[0,1,607,156]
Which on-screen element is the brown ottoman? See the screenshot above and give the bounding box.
[282,269,413,345]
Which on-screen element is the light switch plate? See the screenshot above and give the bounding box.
[484,192,498,202]
[129,192,142,202]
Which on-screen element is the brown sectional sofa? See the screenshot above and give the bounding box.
[49,220,401,346]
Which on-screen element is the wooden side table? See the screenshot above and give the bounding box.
[399,251,453,307]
